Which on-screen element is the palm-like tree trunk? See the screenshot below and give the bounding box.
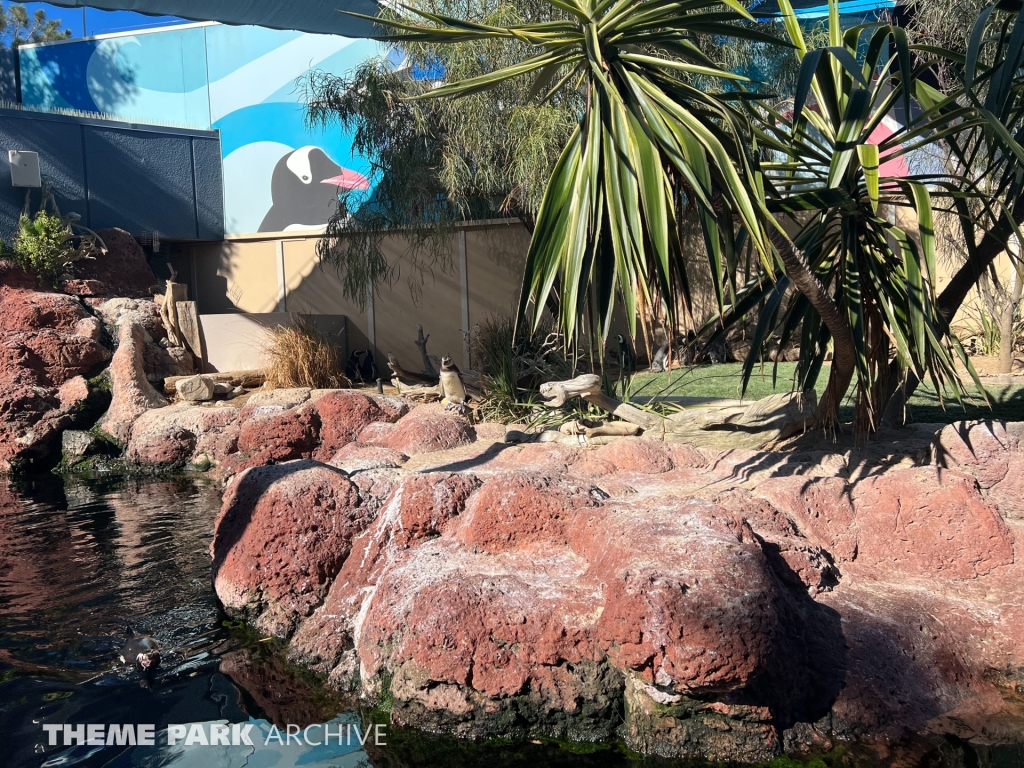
[765,226,856,430]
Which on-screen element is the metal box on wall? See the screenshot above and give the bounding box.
[9,150,41,188]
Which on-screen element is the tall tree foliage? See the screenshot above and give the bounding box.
[302,0,578,308]
[0,3,70,49]
[721,0,981,431]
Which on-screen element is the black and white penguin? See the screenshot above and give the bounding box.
[438,355,468,413]
[346,349,367,383]
[258,146,370,233]
[651,334,688,372]
[120,627,160,672]
[679,329,698,366]
[615,334,636,373]
[359,350,378,384]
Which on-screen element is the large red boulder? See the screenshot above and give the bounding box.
[237,404,320,465]
[375,404,476,455]
[0,263,112,471]
[61,228,157,298]
[212,460,371,637]
[312,391,390,461]
[851,466,1013,579]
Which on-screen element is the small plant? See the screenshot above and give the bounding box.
[262,315,349,389]
[472,316,580,425]
[6,211,78,288]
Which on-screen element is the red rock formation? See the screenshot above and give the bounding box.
[374,404,476,455]
[212,460,372,637]
[209,417,1024,761]
[61,228,157,298]
[0,261,111,471]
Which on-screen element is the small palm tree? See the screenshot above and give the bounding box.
[708,0,979,431]
[355,0,785,338]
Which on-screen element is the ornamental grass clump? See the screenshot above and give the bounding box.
[262,316,349,389]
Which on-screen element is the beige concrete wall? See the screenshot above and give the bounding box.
[180,220,772,374]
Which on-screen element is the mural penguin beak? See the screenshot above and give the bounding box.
[321,169,371,191]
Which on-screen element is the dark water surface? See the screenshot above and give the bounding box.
[1,474,1022,768]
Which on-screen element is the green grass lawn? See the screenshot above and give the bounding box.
[627,363,1024,425]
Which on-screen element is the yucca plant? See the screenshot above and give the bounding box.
[354,0,877,429]
[715,0,981,432]
[351,0,780,339]
[877,0,1024,420]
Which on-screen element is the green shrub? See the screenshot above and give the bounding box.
[7,211,77,288]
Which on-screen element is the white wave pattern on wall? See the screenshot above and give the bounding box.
[208,33,357,123]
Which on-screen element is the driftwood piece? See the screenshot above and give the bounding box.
[175,301,205,363]
[388,352,438,385]
[539,374,817,450]
[158,282,188,347]
[540,375,661,430]
[415,325,436,377]
[163,370,265,397]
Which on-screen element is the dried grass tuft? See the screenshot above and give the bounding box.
[262,316,350,389]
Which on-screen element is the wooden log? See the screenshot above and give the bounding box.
[175,300,205,365]
[388,352,438,385]
[538,374,817,450]
[163,370,266,396]
[539,374,661,430]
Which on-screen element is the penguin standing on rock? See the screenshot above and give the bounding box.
[438,355,469,414]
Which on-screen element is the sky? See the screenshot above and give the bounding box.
[17,2,188,38]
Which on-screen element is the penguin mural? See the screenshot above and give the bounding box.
[258,146,370,233]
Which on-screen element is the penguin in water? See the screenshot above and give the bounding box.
[614,334,636,373]
[120,627,160,672]
[258,146,370,233]
[438,355,469,414]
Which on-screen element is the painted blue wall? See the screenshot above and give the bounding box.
[0,107,222,241]
[19,24,383,236]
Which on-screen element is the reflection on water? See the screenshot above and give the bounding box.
[0,474,367,768]
[2,474,1022,768]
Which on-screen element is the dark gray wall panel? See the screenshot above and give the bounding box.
[0,114,87,241]
[84,127,196,237]
[192,136,224,240]
[0,108,222,243]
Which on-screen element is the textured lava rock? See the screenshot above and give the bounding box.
[209,420,1024,761]
[312,391,389,461]
[98,321,168,444]
[0,263,113,471]
[61,228,157,298]
[238,404,321,466]
[934,420,1024,520]
[375,404,476,455]
[127,402,240,469]
[212,460,369,637]
[93,298,166,342]
[851,466,1013,579]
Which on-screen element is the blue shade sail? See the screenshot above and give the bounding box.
[42,0,382,37]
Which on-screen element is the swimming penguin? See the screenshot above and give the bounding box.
[120,627,160,672]
[615,334,636,373]
[258,146,370,233]
[438,355,468,414]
